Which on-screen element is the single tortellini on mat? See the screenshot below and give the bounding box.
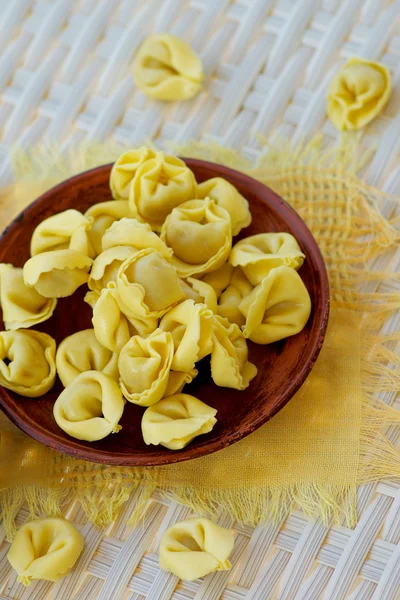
[110,147,156,200]
[201,262,234,299]
[56,329,118,387]
[53,371,124,441]
[23,250,93,298]
[0,330,56,397]
[133,34,204,101]
[117,249,185,319]
[239,265,311,344]
[142,393,217,450]
[327,57,392,131]
[0,264,57,330]
[88,285,157,353]
[30,209,94,257]
[159,517,234,581]
[88,246,137,292]
[197,177,251,235]
[85,200,133,256]
[211,316,257,390]
[179,277,218,313]
[101,217,172,258]
[217,267,253,327]
[118,329,174,406]
[159,299,213,372]
[7,518,84,586]
[129,152,196,231]
[230,232,305,286]
[164,368,198,397]
[161,198,232,277]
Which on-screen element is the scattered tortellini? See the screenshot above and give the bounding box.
[23,249,93,298]
[142,394,217,450]
[327,58,392,131]
[239,266,312,344]
[159,517,234,581]
[7,518,84,586]
[161,198,232,277]
[133,34,204,102]
[30,209,94,257]
[53,371,124,441]
[0,263,57,330]
[0,330,56,397]
[56,329,118,387]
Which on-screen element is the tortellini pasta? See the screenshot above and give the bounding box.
[7,518,84,586]
[118,329,174,406]
[101,217,172,258]
[129,152,197,231]
[217,267,253,326]
[211,316,257,390]
[201,262,234,299]
[0,263,57,330]
[161,198,232,277]
[159,517,234,581]
[89,284,157,353]
[117,249,185,319]
[23,249,92,298]
[142,394,217,450]
[159,299,214,372]
[56,329,118,387]
[30,209,94,257]
[197,177,251,235]
[133,34,204,101]
[88,245,137,292]
[239,265,312,344]
[85,200,133,256]
[179,276,218,313]
[53,371,124,441]
[110,147,156,200]
[0,330,56,397]
[164,368,198,397]
[327,58,392,131]
[230,232,305,286]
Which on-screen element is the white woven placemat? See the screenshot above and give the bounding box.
[0,1,400,599]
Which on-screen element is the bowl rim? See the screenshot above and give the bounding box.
[0,159,330,466]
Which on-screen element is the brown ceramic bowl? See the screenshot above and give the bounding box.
[0,160,329,466]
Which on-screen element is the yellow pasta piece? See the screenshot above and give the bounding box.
[23,249,92,298]
[0,330,56,397]
[180,276,218,313]
[53,371,124,441]
[101,217,172,258]
[0,264,57,330]
[230,232,305,285]
[142,393,217,450]
[159,299,213,372]
[88,285,157,353]
[211,316,257,390]
[88,246,137,292]
[7,518,84,586]
[197,177,251,236]
[118,329,174,406]
[201,262,234,299]
[327,58,392,131]
[85,200,133,256]
[217,267,253,326]
[163,368,198,397]
[56,329,118,387]
[239,265,311,344]
[159,517,234,581]
[110,147,156,200]
[30,209,94,257]
[129,152,196,231]
[161,198,232,277]
[117,249,185,319]
[133,34,204,101]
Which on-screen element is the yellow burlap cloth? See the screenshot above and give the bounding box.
[1,139,399,539]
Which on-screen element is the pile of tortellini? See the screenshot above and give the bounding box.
[0,147,311,449]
